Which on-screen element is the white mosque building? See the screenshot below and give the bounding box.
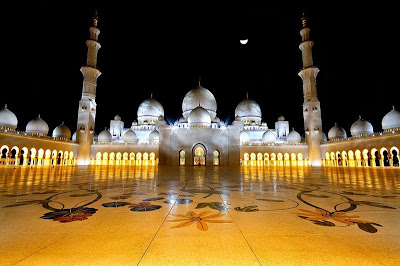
[0,14,399,168]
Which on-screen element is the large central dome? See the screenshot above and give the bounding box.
[137,96,164,125]
[182,85,217,119]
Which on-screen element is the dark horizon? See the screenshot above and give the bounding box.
[1,5,397,136]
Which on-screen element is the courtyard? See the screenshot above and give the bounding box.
[0,165,399,265]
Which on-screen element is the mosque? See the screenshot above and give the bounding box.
[0,14,399,168]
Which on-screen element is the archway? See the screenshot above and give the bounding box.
[179,150,185,165]
[380,148,390,167]
[391,147,399,167]
[213,150,220,166]
[193,144,206,166]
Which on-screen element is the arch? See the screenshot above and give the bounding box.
[264,153,269,160]
[297,153,303,162]
[96,152,102,165]
[371,148,379,167]
[42,149,51,166]
[129,152,135,160]
[116,152,122,160]
[284,153,290,161]
[362,149,370,167]
[143,152,149,160]
[213,150,220,166]
[10,146,19,158]
[353,149,361,167]
[348,150,355,167]
[380,147,390,167]
[257,153,263,166]
[193,144,206,166]
[330,151,336,166]
[250,153,256,166]
[69,151,74,165]
[179,149,186,165]
[390,146,399,167]
[123,152,129,160]
[136,152,142,160]
[341,151,348,167]
[29,148,37,166]
[1,145,10,165]
[102,152,109,165]
[21,147,28,166]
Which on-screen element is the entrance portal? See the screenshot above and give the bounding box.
[193,144,206,166]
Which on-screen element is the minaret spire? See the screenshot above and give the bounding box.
[298,11,323,166]
[93,9,98,27]
[301,10,307,28]
[76,9,102,165]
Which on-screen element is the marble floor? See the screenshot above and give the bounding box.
[0,165,399,266]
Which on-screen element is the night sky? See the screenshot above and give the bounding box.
[1,4,398,136]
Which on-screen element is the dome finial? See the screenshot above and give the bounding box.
[359,115,362,120]
[151,91,153,98]
[246,91,249,99]
[4,104,7,109]
[38,114,41,119]
[334,122,337,126]
[198,75,202,87]
[393,105,396,111]
[198,101,201,107]
[301,10,307,28]
[61,121,64,125]
[93,9,98,27]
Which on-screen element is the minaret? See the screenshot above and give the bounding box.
[76,10,102,165]
[298,13,323,166]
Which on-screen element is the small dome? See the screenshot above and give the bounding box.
[328,123,347,140]
[262,130,275,142]
[123,129,137,142]
[322,132,328,142]
[178,116,187,123]
[98,128,112,142]
[52,122,71,139]
[382,106,400,130]
[188,106,212,124]
[72,131,77,141]
[149,130,159,141]
[287,128,301,142]
[235,97,262,118]
[26,115,49,135]
[158,115,165,121]
[182,85,217,119]
[278,115,285,121]
[0,104,18,129]
[114,114,121,121]
[240,131,250,143]
[137,97,164,119]
[350,115,374,136]
[212,116,221,123]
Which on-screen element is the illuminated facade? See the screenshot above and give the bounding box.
[0,14,399,168]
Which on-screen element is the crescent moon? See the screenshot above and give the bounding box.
[240,39,248,45]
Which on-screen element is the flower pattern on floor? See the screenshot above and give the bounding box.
[167,211,233,231]
[40,207,98,223]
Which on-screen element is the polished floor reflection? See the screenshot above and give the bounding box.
[0,165,399,265]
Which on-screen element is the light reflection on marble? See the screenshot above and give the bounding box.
[0,165,399,265]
